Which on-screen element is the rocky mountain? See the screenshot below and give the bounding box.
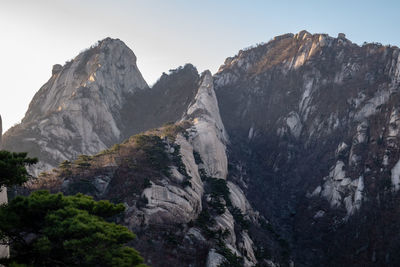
[214,30,400,266]
[2,38,148,175]
[27,71,284,267]
[4,31,400,266]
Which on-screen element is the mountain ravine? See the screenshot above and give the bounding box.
[4,31,400,266]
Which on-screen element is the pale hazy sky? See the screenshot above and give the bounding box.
[1,0,400,131]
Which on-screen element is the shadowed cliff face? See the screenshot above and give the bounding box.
[120,64,201,138]
[214,31,400,266]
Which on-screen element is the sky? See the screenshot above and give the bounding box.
[0,0,400,131]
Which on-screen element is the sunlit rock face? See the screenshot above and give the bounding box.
[184,71,229,180]
[182,72,258,267]
[139,71,230,226]
[138,72,259,266]
[140,134,205,225]
[214,30,400,266]
[2,38,148,175]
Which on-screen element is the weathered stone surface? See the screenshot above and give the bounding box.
[228,181,253,214]
[206,249,225,267]
[51,64,62,75]
[184,71,228,179]
[142,135,203,224]
[215,30,400,266]
[2,38,148,175]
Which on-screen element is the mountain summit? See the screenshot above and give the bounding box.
[3,38,148,174]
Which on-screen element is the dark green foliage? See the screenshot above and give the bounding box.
[196,178,233,237]
[182,131,190,140]
[136,195,149,209]
[67,179,97,195]
[38,172,50,179]
[181,180,192,188]
[110,144,121,153]
[0,190,147,267]
[259,218,290,259]
[278,237,290,251]
[208,178,230,200]
[161,123,187,142]
[58,160,72,175]
[164,232,179,246]
[230,207,250,230]
[171,143,192,188]
[278,237,290,259]
[195,178,255,265]
[171,144,191,180]
[74,155,92,168]
[377,136,384,146]
[74,45,99,76]
[163,122,175,126]
[134,135,169,173]
[198,168,208,181]
[59,160,71,169]
[254,246,272,262]
[207,178,231,207]
[193,150,203,165]
[143,178,152,188]
[202,228,230,241]
[209,197,226,215]
[217,244,244,267]
[95,145,119,156]
[378,176,392,190]
[0,150,37,187]
[196,209,215,229]
[259,218,275,234]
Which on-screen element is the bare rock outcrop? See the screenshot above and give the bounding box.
[2,38,148,175]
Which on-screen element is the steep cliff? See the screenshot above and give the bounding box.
[2,38,148,175]
[214,30,400,266]
[29,72,282,266]
[121,63,200,136]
